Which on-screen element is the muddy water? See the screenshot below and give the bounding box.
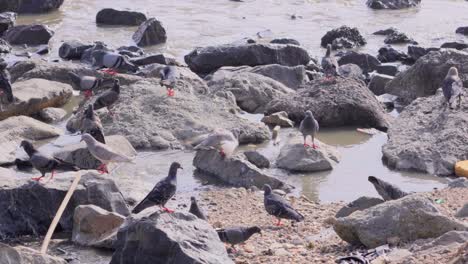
[11,0,460,202]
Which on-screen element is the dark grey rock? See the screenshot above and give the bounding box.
[337,51,380,74]
[270,38,300,46]
[456,26,468,36]
[373,27,399,36]
[384,32,417,45]
[130,54,176,66]
[366,0,421,10]
[336,196,384,218]
[441,42,468,50]
[132,18,167,47]
[0,38,11,53]
[0,12,16,35]
[407,45,439,61]
[96,8,147,26]
[58,41,94,60]
[376,64,398,76]
[377,46,412,63]
[321,26,366,48]
[448,178,468,188]
[368,73,393,95]
[3,24,54,45]
[0,0,64,14]
[244,150,270,169]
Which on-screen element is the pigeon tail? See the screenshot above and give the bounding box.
[68,72,81,87]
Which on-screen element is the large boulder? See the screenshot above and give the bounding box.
[193,150,291,191]
[382,91,468,176]
[185,44,310,74]
[385,49,468,104]
[0,243,66,264]
[132,18,167,47]
[110,210,234,264]
[96,8,147,26]
[0,78,73,120]
[3,24,54,45]
[0,0,64,14]
[0,172,130,239]
[366,0,421,9]
[0,116,62,164]
[337,51,381,74]
[320,26,366,48]
[333,195,468,248]
[265,78,390,131]
[0,11,16,35]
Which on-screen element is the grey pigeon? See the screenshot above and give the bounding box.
[189,196,207,220]
[81,133,133,174]
[20,140,79,181]
[92,50,139,73]
[0,60,13,104]
[194,128,239,158]
[217,226,261,251]
[132,162,183,214]
[81,104,105,144]
[263,184,304,226]
[68,72,115,98]
[368,176,408,201]
[321,44,339,81]
[160,66,178,96]
[93,79,120,116]
[442,67,464,109]
[299,110,319,149]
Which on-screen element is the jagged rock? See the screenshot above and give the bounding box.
[368,73,393,96]
[0,243,66,264]
[3,24,54,45]
[0,12,16,35]
[96,8,147,26]
[384,32,417,45]
[261,111,294,127]
[0,0,64,14]
[366,0,421,10]
[244,150,270,169]
[321,26,366,48]
[335,196,385,218]
[270,38,300,46]
[407,45,439,61]
[337,51,380,74]
[132,18,167,46]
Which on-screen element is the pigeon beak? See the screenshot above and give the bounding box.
[179,166,183,170]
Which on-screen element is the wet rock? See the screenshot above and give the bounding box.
[331,37,354,50]
[385,49,468,105]
[334,195,468,248]
[3,24,54,45]
[377,46,412,63]
[0,172,129,239]
[276,136,340,172]
[373,27,399,36]
[0,78,73,120]
[338,63,364,80]
[368,73,393,96]
[335,196,384,218]
[193,150,291,191]
[117,45,144,57]
[38,107,67,123]
[130,53,176,66]
[244,150,270,169]
[0,116,61,164]
[321,26,366,48]
[265,77,390,131]
[0,0,64,14]
[270,38,300,46]
[58,40,94,60]
[261,111,294,127]
[376,64,398,76]
[366,0,421,10]
[382,91,468,175]
[185,43,311,74]
[0,12,16,35]
[0,38,11,53]
[72,205,125,249]
[132,18,167,47]
[456,26,468,36]
[207,71,294,113]
[455,203,468,218]
[0,243,66,264]
[337,51,380,74]
[440,41,468,50]
[96,8,147,26]
[384,32,417,45]
[407,45,439,61]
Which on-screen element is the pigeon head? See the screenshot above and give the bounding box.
[249,226,261,234]
[112,79,120,92]
[80,133,96,145]
[368,176,379,184]
[305,110,314,119]
[168,162,183,178]
[447,67,459,77]
[263,184,272,195]
[190,196,197,203]
[20,140,36,156]
[326,44,332,56]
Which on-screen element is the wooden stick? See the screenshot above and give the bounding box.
[40,171,82,255]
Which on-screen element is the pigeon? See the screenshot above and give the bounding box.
[0,158,33,171]
[20,140,79,181]
[272,125,281,146]
[194,128,239,158]
[92,51,139,74]
[299,110,319,149]
[93,79,120,116]
[442,67,464,109]
[81,104,105,144]
[159,66,178,97]
[189,196,207,220]
[368,176,408,201]
[217,226,261,252]
[0,60,13,104]
[321,44,339,81]
[263,184,304,226]
[132,162,183,214]
[80,133,133,174]
[68,72,115,98]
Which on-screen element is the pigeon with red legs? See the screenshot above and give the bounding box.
[68,72,115,99]
[81,104,106,144]
[0,59,13,105]
[132,162,183,214]
[159,65,178,97]
[299,110,319,149]
[20,140,79,182]
[217,226,261,253]
[321,44,339,83]
[442,67,464,110]
[263,184,304,226]
[194,128,239,158]
[93,79,120,116]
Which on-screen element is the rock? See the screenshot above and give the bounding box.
[335,196,384,218]
[0,167,14,177]
[376,64,398,76]
[185,43,311,74]
[334,195,468,248]
[72,205,125,249]
[331,37,355,50]
[276,136,340,172]
[373,27,399,36]
[38,107,67,123]
[207,71,294,113]
[0,38,11,53]
[455,161,468,178]
[385,49,468,105]
[377,93,398,108]
[110,210,234,264]
[368,73,393,96]
[117,45,144,57]
[0,116,62,164]
[419,231,468,250]
[382,91,468,175]
[132,18,167,47]
[0,172,129,239]
[320,26,366,48]
[3,24,54,45]
[384,32,417,45]
[407,45,439,61]
[244,150,270,169]
[338,63,364,80]
[193,150,291,191]
[448,178,468,188]
[0,12,16,35]
[441,41,468,50]
[58,40,93,60]
[270,38,300,46]
[35,45,49,55]
[0,0,64,14]
[55,135,137,169]
[130,53,177,66]
[456,26,468,36]
[337,51,380,74]
[377,46,412,63]
[366,0,421,9]
[96,8,147,26]
[0,243,66,264]
[455,204,468,218]
[261,111,294,127]
[265,78,390,131]
[0,78,73,120]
